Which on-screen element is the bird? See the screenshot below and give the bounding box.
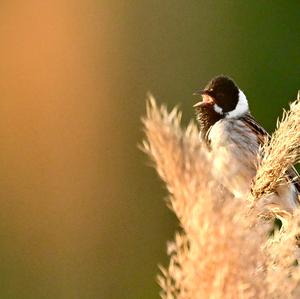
[193,75,300,212]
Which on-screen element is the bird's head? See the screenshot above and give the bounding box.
[193,75,249,118]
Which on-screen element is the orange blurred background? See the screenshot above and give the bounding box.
[0,1,126,298]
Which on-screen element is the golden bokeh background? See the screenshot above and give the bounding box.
[0,1,299,298]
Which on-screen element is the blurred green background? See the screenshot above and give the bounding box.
[0,1,300,298]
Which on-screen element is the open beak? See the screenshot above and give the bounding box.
[193,101,204,108]
[193,89,214,108]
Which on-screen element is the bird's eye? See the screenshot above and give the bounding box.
[216,92,224,98]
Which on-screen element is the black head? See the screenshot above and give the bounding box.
[193,75,249,142]
[194,76,239,113]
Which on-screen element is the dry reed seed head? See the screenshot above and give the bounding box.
[262,209,300,298]
[251,98,300,206]
[159,199,270,299]
[159,199,300,299]
[141,95,220,223]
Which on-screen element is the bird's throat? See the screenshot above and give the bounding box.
[195,104,223,142]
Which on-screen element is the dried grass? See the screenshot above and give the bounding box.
[251,97,300,200]
[141,94,212,225]
[141,93,300,299]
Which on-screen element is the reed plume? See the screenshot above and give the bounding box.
[142,94,217,225]
[251,97,300,201]
[141,93,300,298]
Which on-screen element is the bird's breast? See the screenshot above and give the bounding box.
[208,119,260,199]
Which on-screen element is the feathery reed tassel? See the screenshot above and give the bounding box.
[263,209,300,298]
[251,96,300,205]
[141,94,214,224]
[158,200,270,299]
